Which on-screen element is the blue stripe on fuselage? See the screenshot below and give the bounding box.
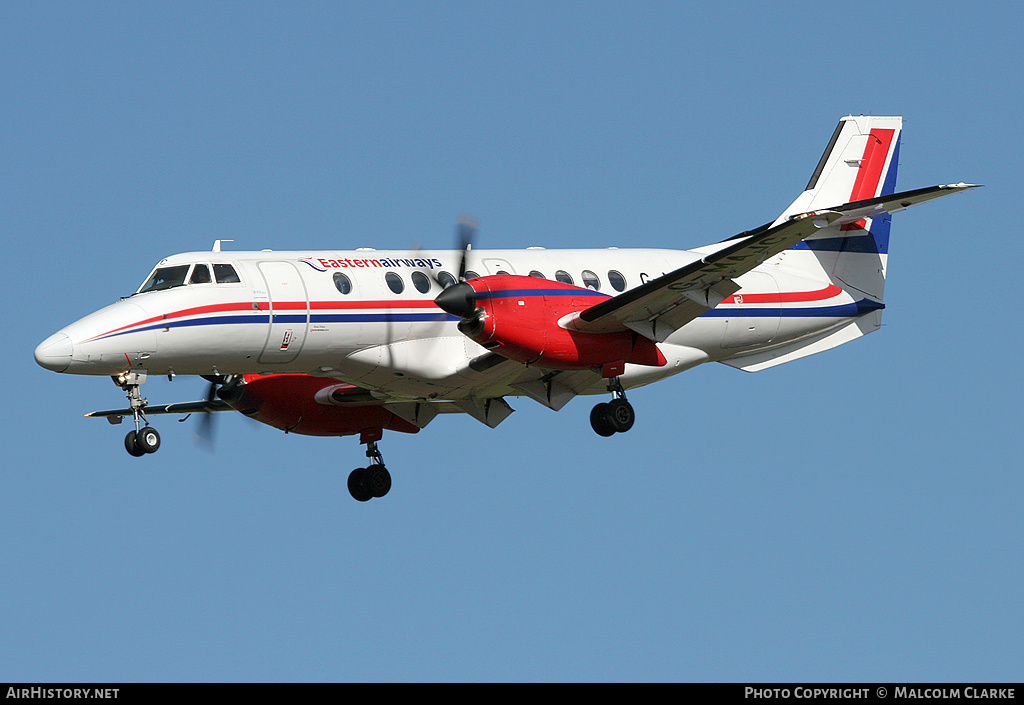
[94,298,883,342]
[702,299,884,318]
[475,288,610,301]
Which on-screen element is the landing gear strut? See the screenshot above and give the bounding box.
[590,377,635,437]
[347,430,392,501]
[115,370,161,457]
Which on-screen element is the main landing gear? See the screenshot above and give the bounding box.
[347,430,392,502]
[590,377,636,437]
[115,371,161,457]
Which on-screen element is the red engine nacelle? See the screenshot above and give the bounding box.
[436,274,666,372]
[223,373,419,438]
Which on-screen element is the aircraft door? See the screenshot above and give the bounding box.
[482,258,516,275]
[258,261,309,364]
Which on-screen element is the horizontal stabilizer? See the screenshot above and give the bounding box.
[827,183,981,225]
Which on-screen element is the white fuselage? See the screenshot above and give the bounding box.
[34,245,865,400]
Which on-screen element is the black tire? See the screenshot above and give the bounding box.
[124,430,145,457]
[135,426,161,454]
[607,398,635,433]
[590,403,616,437]
[347,467,374,502]
[365,465,392,498]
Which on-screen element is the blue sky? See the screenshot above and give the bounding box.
[2,1,1021,682]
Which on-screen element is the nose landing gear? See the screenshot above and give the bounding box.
[590,377,635,437]
[115,370,161,457]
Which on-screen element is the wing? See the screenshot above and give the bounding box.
[564,183,979,342]
[86,399,233,423]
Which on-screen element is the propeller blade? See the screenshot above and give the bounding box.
[195,408,216,452]
[455,214,478,282]
[194,377,223,452]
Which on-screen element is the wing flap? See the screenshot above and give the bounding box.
[510,367,604,411]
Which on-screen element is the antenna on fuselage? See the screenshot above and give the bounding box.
[212,240,234,252]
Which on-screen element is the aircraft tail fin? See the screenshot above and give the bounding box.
[773,116,903,303]
[777,115,903,222]
[716,117,979,372]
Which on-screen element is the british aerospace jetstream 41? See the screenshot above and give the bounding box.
[34,116,977,501]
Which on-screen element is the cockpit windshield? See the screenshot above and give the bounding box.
[138,265,190,293]
[135,262,243,295]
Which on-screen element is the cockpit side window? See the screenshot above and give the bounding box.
[213,263,241,284]
[189,264,212,284]
[138,265,190,293]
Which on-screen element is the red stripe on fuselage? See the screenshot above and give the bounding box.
[720,284,843,305]
[83,302,256,342]
[310,300,441,310]
[89,284,842,343]
[86,299,445,341]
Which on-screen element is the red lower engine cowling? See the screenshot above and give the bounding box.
[455,275,666,371]
[224,373,419,438]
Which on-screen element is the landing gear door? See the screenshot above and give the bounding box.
[258,261,309,364]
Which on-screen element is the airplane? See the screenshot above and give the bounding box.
[34,116,977,501]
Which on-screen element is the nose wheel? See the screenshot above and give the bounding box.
[590,378,635,436]
[115,371,162,457]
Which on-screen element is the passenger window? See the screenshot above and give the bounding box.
[529,270,546,279]
[463,270,480,280]
[385,272,404,294]
[582,270,600,290]
[412,271,431,294]
[333,272,352,295]
[437,271,458,289]
[213,263,241,283]
[608,270,626,291]
[555,270,573,285]
[189,264,212,284]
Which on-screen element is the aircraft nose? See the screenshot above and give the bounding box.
[34,332,73,372]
